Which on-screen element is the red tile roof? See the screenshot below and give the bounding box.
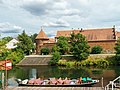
[56,28,116,41]
[116,31,120,39]
[36,29,49,40]
[48,38,55,43]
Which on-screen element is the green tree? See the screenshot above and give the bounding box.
[70,33,90,61]
[17,30,34,55]
[114,38,120,64]
[57,36,69,55]
[52,44,59,53]
[30,33,38,43]
[2,36,13,43]
[0,39,8,60]
[49,52,61,65]
[41,47,50,55]
[6,49,24,65]
[91,45,103,54]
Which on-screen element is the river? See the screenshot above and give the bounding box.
[1,66,120,87]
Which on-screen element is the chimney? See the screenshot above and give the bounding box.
[41,26,43,31]
[112,25,116,39]
[80,28,83,32]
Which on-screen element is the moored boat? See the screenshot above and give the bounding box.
[16,77,99,87]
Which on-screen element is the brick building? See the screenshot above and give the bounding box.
[35,26,120,54]
[35,28,55,54]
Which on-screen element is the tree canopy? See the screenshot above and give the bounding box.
[17,30,34,55]
[56,36,70,55]
[91,45,103,54]
[70,33,90,61]
[114,38,120,64]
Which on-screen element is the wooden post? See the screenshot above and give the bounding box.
[5,60,7,90]
[102,77,104,88]
[2,73,5,90]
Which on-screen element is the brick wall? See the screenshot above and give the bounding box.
[36,40,116,54]
[88,40,116,53]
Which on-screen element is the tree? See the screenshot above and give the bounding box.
[91,45,103,54]
[41,47,50,55]
[70,33,90,61]
[17,30,34,55]
[6,49,24,65]
[56,36,69,55]
[114,38,120,64]
[30,33,38,43]
[49,52,61,65]
[52,45,59,53]
[2,36,13,43]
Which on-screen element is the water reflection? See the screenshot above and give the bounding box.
[3,66,120,87]
[29,69,37,79]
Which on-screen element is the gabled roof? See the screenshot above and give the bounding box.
[48,38,55,43]
[56,28,116,41]
[35,28,49,40]
[6,38,19,49]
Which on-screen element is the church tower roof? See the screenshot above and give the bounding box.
[35,27,49,40]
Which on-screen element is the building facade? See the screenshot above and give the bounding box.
[35,26,120,54]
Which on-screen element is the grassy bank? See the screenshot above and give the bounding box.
[58,55,116,67]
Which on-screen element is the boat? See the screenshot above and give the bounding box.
[16,77,99,87]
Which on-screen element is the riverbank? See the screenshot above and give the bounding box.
[16,54,116,66]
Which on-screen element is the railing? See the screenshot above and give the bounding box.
[105,76,120,90]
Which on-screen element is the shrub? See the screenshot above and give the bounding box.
[49,52,61,65]
[78,58,109,67]
[91,46,103,54]
[41,48,50,55]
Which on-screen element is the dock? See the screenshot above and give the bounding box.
[6,86,104,90]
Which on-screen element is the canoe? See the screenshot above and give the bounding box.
[16,78,99,87]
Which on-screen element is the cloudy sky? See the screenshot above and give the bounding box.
[0,0,120,38]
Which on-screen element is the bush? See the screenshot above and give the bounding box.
[49,52,61,65]
[41,48,50,55]
[58,60,75,67]
[78,58,109,67]
[91,46,103,54]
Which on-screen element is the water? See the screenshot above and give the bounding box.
[1,66,120,87]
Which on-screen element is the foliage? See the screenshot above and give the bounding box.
[56,36,70,55]
[114,38,120,64]
[70,33,90,61]
[0,37,24,65]
[58,57,110,67]
[17,30,34,55]
[30,33,38,43]
[49,52,61,65]
[91,45,103,54]
[6,49,24,65]
[115,38,120,54]
[0,40,7,54]
[52,45,59,52]
[77,58,109,67]
[2,36,13,43]
[41,47,50,55]
[58,60,76,67]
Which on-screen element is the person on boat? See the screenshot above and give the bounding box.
[48,78,58,85]
[77,77,82,84]
[63,77,71,84]
[28,78,35,84]
[34,78,43,85]
[57,77,64,85]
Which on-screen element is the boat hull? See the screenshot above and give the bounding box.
[18,82,98,87]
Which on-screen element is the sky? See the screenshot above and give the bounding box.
[0,0,120,38]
